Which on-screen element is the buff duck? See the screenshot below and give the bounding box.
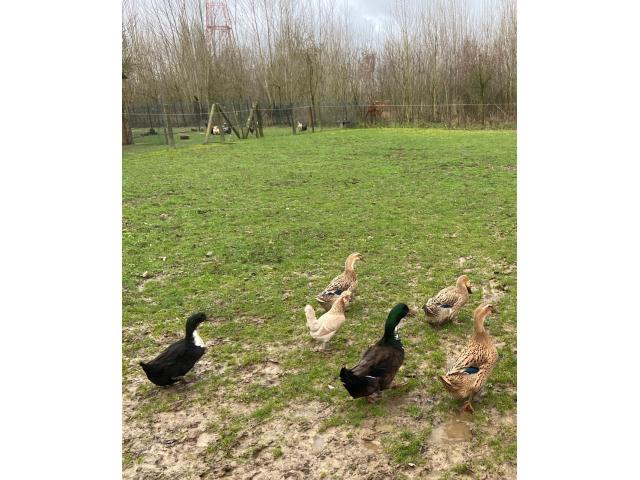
[422,275,473,326]
[316,253,363,311]
[305,290,353,351]
[139,312,208,386]
[340,303,412,402]
[439,304,498,412]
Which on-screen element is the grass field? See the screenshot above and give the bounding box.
[123,127,516,479]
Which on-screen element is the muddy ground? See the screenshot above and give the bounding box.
[123,272,516,480]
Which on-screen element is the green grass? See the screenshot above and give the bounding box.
[384,428,430,465]
[123,126,516,473]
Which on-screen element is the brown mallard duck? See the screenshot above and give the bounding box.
[439,304,498,412]
[422,275,473,326]
[340,303,412,403]
[316,253,363,311]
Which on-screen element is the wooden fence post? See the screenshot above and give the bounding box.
[216,105,242,139]
[244,104,255,139]
[204,103,216,144]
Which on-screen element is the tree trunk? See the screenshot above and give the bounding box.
[308,105,315,133]
[256,102,264,137]
[480,82,486,126]
[162,103,175,147]
[145,104,154,129]
[122,113,133,145]
[431,83,437,122]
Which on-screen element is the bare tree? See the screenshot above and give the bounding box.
[122,0,517,127]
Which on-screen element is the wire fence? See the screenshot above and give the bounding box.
[122,100,516,146]
[124,100,517,135]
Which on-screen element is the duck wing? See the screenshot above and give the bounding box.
[439,347,490,397]
[309,319,338,339]
[352,344,404,389]
[146,341,205,377]
[350,346,383,375]
[447,342,494,375]
[427,286,461,308]
[146,340,186,365]
[317,274,355,299]
[339,346,384,398]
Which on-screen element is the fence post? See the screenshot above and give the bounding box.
[244,103,256,139]
[204,103,216,144]
[216,105,242,139]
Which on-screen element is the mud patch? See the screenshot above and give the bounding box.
[137,272,170,292]
[239,315,268,325]
[221,402,403,480]
[363,439,383,453]
[482,278,508,304]
[123,401,223,480]
[312,434,328,452]
[240,360,283,387]
[430,411,473,444]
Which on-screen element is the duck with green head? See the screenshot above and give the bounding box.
[340,303,413,403]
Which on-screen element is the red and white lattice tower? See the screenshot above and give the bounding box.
[206,1,233,52]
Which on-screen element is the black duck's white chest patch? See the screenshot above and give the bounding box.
[192,330,204,347]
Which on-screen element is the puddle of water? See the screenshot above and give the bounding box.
[312,435,327,452]
[430,412,472,444]
[362,440,383,453]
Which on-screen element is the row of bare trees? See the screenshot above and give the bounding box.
[123,0,516,130]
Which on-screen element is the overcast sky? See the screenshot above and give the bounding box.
[344,0,392,32]
[310,0,490,44]
[337,0,488,31]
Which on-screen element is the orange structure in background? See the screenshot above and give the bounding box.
[365,100,387,123]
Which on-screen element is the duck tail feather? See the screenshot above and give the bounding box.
[340,367,380,399]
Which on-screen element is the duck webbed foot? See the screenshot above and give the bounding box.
[317,343,330,353]
[390,382,407,390]
[463,398,475,413]
[366,392,382,403]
